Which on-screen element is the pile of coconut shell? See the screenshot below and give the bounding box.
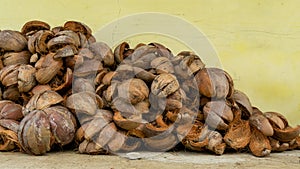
[0,20,299,157]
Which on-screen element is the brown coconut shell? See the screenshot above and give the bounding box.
[0,128,20,151]
[224,109,251,150]
[272,125,300,143]
[249,127,272,157]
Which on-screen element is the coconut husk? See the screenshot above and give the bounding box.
[0,127,20,151]
[181,122,210,151]
[249,127,271,157]
[224,109,251,150]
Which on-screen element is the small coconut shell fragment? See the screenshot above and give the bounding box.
[0,119,20,133]
[249,112,274,137]
[264,112,288,130]
[89,42,115,67]
[203,101,234,131]
[143,133,178,152]
[224,110,251,150]
[0,128,20,151]
[249,127,271,157]
[3,86,20,102]
[113,111,142,131]
[117,78,149,105]
[17,64,37,92]
[114,42,131,64]
[232,90,253,119]
[0,30,27,52]
[181,122,209,151]
[66,92,104,115]
[52,68,73,92]
[151,73,179,97]
[272,125,300,143]
[195,68,233,99]
[55,30,80,48]
[73,59,103,77]
[150,57,174,74]
[64,21,92,38]
[0,101,23,121]
[24,90,64,115]
[269,137,290,152]
[95,123,117,148]
[143,122,171,138]
[53,45,78,59]
[47,35,76,52]
[82,115,108,140]
[21,20,50,35]
[133,67,156,83]
[35,53,63,84]
[207,131,226,155]
[35,30,54,54]
[0,64,19,87]
[3,51,31,66]
[78,140,108,155]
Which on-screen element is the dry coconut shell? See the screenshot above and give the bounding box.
[114,42,131,64]
[232,90,253,119]
[269,137,290,152]
[35,53,63,84]
[143,133,178,152]
[78,140,108,155]
[0,128,20,151]
[113,111,143,131]
[52,68,73,92]
[249,111,274,137]
[66,92,104,115]
[224,109,251,150]
[264,111,288,130]
[272,125,300,143]
[64,21,92,38]
[249,127,272,157]
[195,68,233,99]
[142,115,173,138]
[0,119,20,133]
[21,20,50,35]
[94,123,117,148]
[181,122,210,151]
[207,131,226,155]
[23,90,64,115]
[0,101,23,121]
[203,101,234,131]
[0,30,27,52]
[3,51,31,66]
[80,111,112,140]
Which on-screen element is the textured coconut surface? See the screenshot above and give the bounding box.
[0,150,299,169]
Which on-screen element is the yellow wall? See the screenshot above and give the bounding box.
[1,0,299,126]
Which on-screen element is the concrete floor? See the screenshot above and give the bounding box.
[0,150,299,169]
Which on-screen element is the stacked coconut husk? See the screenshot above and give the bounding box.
[0,21,299,157]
